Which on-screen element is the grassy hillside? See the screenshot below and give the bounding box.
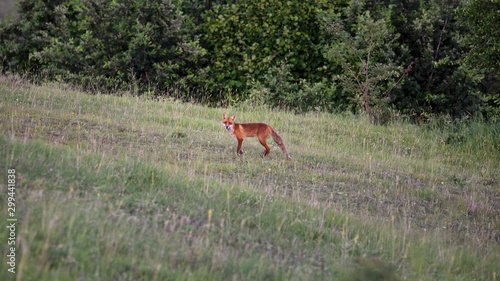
[0,74,498,280]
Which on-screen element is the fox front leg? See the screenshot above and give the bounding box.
[237,139,244,155]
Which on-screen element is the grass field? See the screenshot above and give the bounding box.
[0,74,499,280]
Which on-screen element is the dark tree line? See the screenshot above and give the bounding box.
[1,0,499,119]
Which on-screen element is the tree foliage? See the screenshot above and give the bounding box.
[457,0,500,119]
[321,7,402,119]
[1,0,208,95]
[0,0,498,118]
[353,0,484,118]
[202,0,325,96]
[458,0,500,76]
[0,0,70,72]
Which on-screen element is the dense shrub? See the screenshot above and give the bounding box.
[379,0,485,117]
[321,7,403,119]
[40,0,208,94]
[0,0,498,118]
[201,0,329,99]
[1,0,209,97]
[247,61,345,112]
[0,0,71,73]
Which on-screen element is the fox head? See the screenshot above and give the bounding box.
[222,113,236,131]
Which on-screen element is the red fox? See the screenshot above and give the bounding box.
[222,113,291,159]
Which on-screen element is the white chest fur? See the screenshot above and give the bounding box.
[223,124,236,139]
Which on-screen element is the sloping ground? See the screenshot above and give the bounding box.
[0,74,498,280]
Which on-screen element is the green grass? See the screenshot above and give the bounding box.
[0,74,498,280]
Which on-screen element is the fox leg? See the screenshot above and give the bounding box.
[237,139,244,155]
[258,136,271,156]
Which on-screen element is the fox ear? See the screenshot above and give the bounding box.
[223,113,227,119]
[231,115,236,121]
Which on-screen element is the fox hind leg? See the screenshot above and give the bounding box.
[258,136,271,157]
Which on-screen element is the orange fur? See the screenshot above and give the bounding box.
[222,113,291,159]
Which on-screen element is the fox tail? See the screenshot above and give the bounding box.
[270,129,291,159]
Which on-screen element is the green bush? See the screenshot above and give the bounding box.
[0,0,498,117]
[1,0,209,96]
[38,0,208,94]
[202,0,327,99]
[248,61,346,112]
[380,0,485,118]
[0,0,71,73]
[320,7,402,119]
